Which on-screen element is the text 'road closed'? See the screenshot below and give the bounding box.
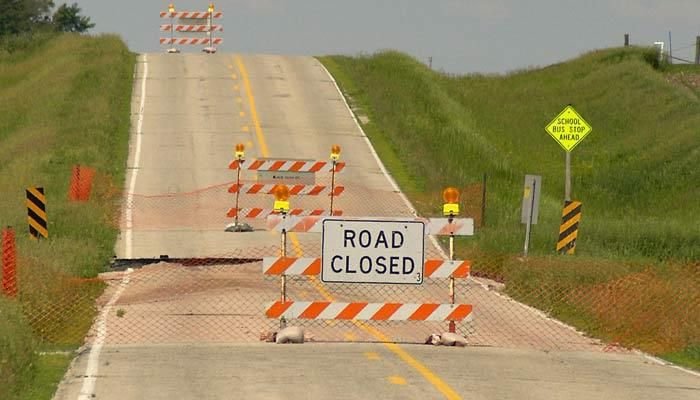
[322,219,425,284]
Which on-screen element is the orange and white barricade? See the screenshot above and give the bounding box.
[229,183,344,197]
[229,159,345,173]
[265,215,474,235]
[263,257,470,278]
[266,301,473,322]
[160,4,222,53]
[228,208,342,219]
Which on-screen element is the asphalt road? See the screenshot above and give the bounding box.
[55,344,699,400]
[54,53,700,400]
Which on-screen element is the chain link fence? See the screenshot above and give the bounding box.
[1,175,698,360]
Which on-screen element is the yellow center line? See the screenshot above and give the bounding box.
[235,55,462,400]
[388,376,407,385]
[234,55,270,157]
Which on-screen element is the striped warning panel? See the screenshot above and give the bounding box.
[229,159,345,173]
[266,215,324,232]
[557,200,582,254]
[263,258,470,278]
[425,218,474,236]
[160,24,223,32]
[160,38,223,45]
[266,301,473,321]
[160,11,223,19]
[229,183,344,196]
[265,216,475,235]
[228,208,343,219]
[26,187,48,239]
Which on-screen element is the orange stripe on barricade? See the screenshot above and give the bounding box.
[265,301,293,318]
[304,259,321,274]
[446,304,473,321]
[372,303,403,320]
[409,304,440,321]
[336,302,368,320]
[299,302,330,319]
[266,258,296,275]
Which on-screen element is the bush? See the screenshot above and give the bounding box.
[0,298,36,400]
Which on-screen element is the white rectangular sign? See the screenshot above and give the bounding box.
[321,219,425,285]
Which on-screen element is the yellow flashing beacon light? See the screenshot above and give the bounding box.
[273,184,290,213]
[330,144,341,161]
[442,187,460,216]
[208,3,215,13]
[168,3,175,14]
[235,143,245,160]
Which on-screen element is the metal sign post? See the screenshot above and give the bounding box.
[546,105,591,254]
[521,175,542,257]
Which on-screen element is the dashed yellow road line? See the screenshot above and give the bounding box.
[234,55,269,157]
[388,376,407,385]
[235,54,462,400]
[288,233,462,400]
[364,352,380,360]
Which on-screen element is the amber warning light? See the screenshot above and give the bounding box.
[331,144,341,161]
[442,187,460,216]
[273,184,290,213]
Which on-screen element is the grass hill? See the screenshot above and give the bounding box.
[321,48,699,261]
[320,48,699,368]
[0,33,134,399]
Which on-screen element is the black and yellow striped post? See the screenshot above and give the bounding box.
[557,200,581,255]
[26,187,48,239]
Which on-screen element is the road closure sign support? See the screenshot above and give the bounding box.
[321,219,425,284]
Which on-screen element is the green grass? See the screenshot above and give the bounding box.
[319,47,699,369]
[0,33,135,399]
[15,353,73,400]
[662,345,700,370]
[320,48,699,260]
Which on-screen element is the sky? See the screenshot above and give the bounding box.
[75,0,700,74]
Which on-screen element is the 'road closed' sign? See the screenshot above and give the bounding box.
[321,219,425,285]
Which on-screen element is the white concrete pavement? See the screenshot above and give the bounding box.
[55,344,700,400]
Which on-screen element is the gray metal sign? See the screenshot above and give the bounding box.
[521,175,542,225]
[256,158,316,184]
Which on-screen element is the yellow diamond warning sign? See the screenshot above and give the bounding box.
[545,106,592,152]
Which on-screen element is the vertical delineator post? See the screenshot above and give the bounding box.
[1,227,17,298]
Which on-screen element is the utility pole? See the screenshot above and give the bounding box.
[624,33,629,47]
[428,56,433,69]
[695,36,700,64]
[668,31,673,64]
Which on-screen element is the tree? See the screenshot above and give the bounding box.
[52,2,93,33]
[0,0,54,35]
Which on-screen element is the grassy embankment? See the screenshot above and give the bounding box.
[0,34,134,399]
[320,48,699,368]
